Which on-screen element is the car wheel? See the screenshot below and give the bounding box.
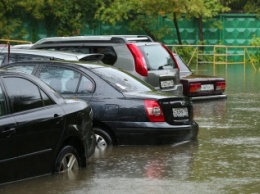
[94,127,113,150]
[54,145,82,173]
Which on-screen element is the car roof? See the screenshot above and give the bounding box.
[5,60,121,73]
[0,48,104,61]
[33,35,154,45]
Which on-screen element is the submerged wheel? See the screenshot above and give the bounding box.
[54,145,82,173]
[94,127,113,150]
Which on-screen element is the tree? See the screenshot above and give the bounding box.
[18,0,93,37]
[0,1,27,40]
[184,0,230,45]
[95,0,230,44]
[1,0,100,40]
[244,0,260,17]
[95,0,178,41]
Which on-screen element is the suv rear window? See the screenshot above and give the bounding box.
[45,46,117,65]
[138,44,177,70]
[92,67,154,92]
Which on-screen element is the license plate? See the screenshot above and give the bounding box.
[160,80,174,88]
[201,84,214,91]
[172,108,189,117]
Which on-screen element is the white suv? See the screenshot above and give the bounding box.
[31,35,183,95]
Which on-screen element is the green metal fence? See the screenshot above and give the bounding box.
[25,14,260,47]
[167,44,260,72]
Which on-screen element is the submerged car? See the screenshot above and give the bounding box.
[0,70,95,184]
[3,61,199,149]
[174,53,226,100]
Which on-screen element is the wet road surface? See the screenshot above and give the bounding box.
[1,64,260,194]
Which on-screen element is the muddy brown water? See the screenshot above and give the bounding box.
[1,64,260,194]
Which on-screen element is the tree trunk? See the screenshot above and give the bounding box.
[198,16,204,51]
[173,13,182,45]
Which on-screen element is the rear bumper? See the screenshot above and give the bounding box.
[159,83,183,96]
[190,94,227,101]
[115,121,199,145]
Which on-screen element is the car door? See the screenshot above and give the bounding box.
[0,84,17,184]
[2,76,65,180]
[37,65,94,102]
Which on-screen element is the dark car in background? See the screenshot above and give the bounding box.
[174,53,226,100]
[0,70,95,185]
[30,35,183,95]
[3,61,199,150]
[0,48,104,66]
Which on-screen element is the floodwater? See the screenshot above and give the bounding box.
[1,64,260,194]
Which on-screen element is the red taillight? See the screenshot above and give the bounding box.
[144,100,165,122]
[126,43,148,76]
[161,43,180,70]
[189,83,201,93]
[216,81,226,91]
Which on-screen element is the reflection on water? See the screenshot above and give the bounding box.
[1,63,260,194]
[90,141,198,180]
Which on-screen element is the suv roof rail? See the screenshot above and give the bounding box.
[34,35,154,45]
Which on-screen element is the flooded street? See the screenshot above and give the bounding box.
[1,64,260,194]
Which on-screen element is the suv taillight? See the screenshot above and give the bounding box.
[144,100,165,122]
[126,43,148,76]
[216,81,226,91]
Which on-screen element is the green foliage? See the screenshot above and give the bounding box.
[244,0,260,17]
[0,1,27,39]
[248,35,260,66]
[170,46,198,66]
[250,35,260,46]
[95,0,230,42]
[1,0,100,39]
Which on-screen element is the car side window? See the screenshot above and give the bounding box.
[0,86,6,116]
[39,66,93,94]
[3,77,51,113]
[4,65,35,74]
[78,76,94,93]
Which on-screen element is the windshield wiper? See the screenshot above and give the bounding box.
[158,64,171,70]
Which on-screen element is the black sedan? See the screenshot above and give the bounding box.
[3,61,199,149]
[0,70,95,184]
[174,53,227,100]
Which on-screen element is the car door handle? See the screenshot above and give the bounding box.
[54,114,63,124]
[54,113,61,118]
[2,127,16,137]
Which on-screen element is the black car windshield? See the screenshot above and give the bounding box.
[92,67,155,92]
[139,44,177,70]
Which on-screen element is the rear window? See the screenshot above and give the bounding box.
[92,67,155,92]
[138,44,177,70]
[43,46,117,65]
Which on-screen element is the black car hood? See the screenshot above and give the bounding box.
[123,90,187,101]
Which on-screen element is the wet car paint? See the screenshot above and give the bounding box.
[3,61,198,146]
